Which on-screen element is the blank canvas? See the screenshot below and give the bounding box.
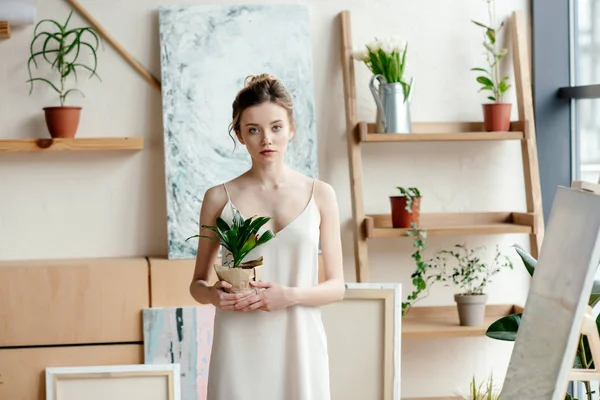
[322,283,402,400]
[500,186,600,399]
[158,4,319,259]
[46,364,180,400]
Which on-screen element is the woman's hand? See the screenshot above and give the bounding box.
[234,281,296,312]
[210,281,251,311]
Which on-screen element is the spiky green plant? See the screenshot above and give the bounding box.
[186,209,276,268]
[27,10,101,106]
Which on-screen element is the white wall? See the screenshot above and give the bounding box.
[0,0,533,397]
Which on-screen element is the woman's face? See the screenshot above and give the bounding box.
[236,102,294,164]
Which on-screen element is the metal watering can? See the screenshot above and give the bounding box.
[369,74,414,133]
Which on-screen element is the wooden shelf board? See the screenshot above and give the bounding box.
[365,211,535,238]
[358,121,525,142]
[403,397,461,400]
[403,304,522,339]
[0,137,144,152]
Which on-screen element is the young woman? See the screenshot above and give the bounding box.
[189,73,345,400]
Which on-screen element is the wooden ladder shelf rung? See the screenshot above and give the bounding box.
[338,9,545,283]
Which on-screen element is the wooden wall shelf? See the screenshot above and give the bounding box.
[0,137,144,152]
[365,212,535,238]
[358,121,525,142]
[402,304,522,339]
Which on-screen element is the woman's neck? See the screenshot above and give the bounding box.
[247,160,289,189]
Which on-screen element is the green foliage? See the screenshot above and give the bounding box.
[186,208,275,268]
[429,244,513,295]
[27,10,101,106]
[459,374,501,400]
[471,0,511,103]
[485,244,600,400]
[397,186,432,316]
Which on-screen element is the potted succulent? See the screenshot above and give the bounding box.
[471,0,512,132]
[27,10,101,138]
[430,244,513,326]
[186,209,275,294]
[390,187,421,229]
[352,36,414,133]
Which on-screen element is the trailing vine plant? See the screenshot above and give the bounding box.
[27,10,101,106]
[397,187,437,316]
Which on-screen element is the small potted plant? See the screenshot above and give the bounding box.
[186,209,276,294]
[27,10,101,138]
[390,187,421,228]
[457,374,500,400]
[471,0,512,132]
[430,243,513,326]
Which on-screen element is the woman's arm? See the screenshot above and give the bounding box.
[189,185,247,309]
[288,181,345,307]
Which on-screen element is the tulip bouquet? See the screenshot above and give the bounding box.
[352,36,411,99]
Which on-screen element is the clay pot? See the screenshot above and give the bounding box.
[43,106,82,138]
[482,103,511,132]
[455,293,488,326]
[390,195,421,228]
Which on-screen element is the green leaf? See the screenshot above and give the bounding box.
[512,244,537,276]
[472,20,493,30]
[486,28,496,44]
[589,280,600,307]
[476,76,494,87]
[485,313,522,341]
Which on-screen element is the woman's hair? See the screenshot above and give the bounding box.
[228,74,294,146]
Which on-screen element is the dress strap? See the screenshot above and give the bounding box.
[222,183,231,202]
[310,179,316,199]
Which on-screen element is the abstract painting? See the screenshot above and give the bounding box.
[158,4,319,259]
[143,306,216,400]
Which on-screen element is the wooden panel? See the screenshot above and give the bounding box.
[403,304,520,339]
[360,121,525,142]
[365,212,534,238]
[0,21,10,39]
[0,344,143,400]
[0,137,143,152]
[150,256,325,307]
[0,257,149,346]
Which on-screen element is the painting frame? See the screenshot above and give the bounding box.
[45,363,181,400]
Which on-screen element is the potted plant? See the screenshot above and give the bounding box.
[486,244,600,400]
[430,244,513,326]
[27,10,101,138]
[471,0,512,132]
[352,36,414,133]
[457,374,500,400]
[390,187,421,229]
[186,209,276,294]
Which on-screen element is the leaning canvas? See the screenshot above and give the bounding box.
[143,306,216,400]
[500,186,600,399]
[158,4,319,259]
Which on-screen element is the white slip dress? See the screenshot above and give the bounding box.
[206,181,331,400]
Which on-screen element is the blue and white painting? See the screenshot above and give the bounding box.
[159,4,319,259]
[143,306,216,400]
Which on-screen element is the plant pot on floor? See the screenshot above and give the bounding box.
[455,293,488,326]
[43,106,82,138]
[390,195,421,228]
[482,103,511,132]
[214,256,264,295]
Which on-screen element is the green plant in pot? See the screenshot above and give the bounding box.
[27,10,101,138]
[390,187,421,229]
[430,243,513,326]
[186,208,275,295]
[471,0,512,132]
[486,244,600,400]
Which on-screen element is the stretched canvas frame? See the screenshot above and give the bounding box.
[45,364,180,400]
[323,283,401,400]
[500,185,600,400]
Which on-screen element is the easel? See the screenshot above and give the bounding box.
[568,177,600,386]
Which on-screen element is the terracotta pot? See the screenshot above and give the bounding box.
[43,106,82,138]
[390,196,421,228]
[455,293,488,326]
[482,103,511,132]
